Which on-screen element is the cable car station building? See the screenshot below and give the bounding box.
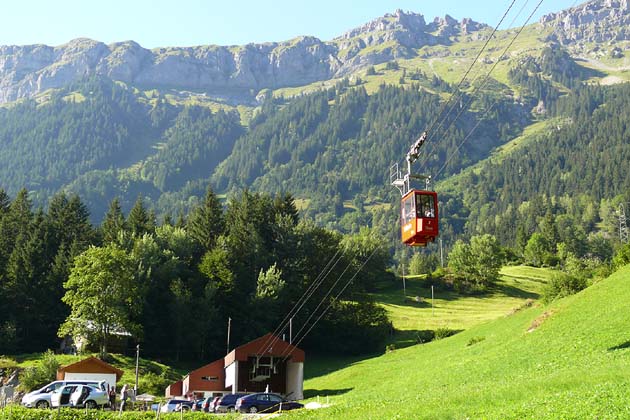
[166,334,304,400]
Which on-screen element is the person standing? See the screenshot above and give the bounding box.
[119,384,129,413]
[109,387,116,410]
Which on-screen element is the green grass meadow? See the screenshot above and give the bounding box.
[287,265,630,419]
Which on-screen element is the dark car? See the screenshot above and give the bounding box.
[215,393,248,413]
[235,393,303,414]
[160,399,192,413]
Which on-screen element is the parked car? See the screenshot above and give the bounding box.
[160,399,193,413]
[235,393,303,414]
[201,395,223,412]
[21,380,107,409]
[215,393,248,413]
[51,384,109,409]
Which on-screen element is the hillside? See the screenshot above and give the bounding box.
[289,264,630,419]
[375,266,551,345]
[0,0,628,240]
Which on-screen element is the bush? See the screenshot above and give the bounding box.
[466,336,486,346]
[434,327,457,340]
[39,350,61,380]
[18,350,59,392]
[0,356,17,369]
[542,272,588,303]
[612,242,630,269]
[138,372,173,396]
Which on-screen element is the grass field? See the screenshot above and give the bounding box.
[373,266,553,349]
[287,265,630,419]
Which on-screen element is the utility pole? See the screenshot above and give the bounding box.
[439,238,444,268]
[289,317,293,345]
[431,285,434,317]
[134,344,140,395]
[226,317,232,355]
[402,263,406,296]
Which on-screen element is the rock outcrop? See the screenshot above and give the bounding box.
[541,0,630,45]
[0,11,488,103]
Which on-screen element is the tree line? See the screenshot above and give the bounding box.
[0,187,391,360]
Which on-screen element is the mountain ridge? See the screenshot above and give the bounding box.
[0,10,489,104]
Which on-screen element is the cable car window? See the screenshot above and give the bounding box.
[402,195,414,224]
[416,194,435,218]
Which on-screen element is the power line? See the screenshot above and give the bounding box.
[430,0,530,142]
[423,0,519,141]
[279,247,379,362]
[253,247,345,356]
[422,0,529,166]
[434,0,545,179]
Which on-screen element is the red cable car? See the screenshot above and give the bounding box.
[391,131,439,247]
[400,189,439,247]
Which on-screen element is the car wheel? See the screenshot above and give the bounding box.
[85,400,97,409]
[36,400,50,409]
[228,406,235,413]
[249,406,259,413]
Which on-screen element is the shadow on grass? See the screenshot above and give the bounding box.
[491,282,539,300]
[502,274,548,284]
[304,353,378,380]
[609,340,630,351]
[387,328,464,350]
[303,388,353,399]
[371,285,467,308]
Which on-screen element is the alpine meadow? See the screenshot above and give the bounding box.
[1,0,630,418]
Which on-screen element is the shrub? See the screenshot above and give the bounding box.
[138,372,173,396]
[385,61,400,70]
[18,350,59,392]
[612,242,630,269]
[542,272,588,303]
[434,327,457,340]
[0,356,17,369]
[39,350,60,383]
[466,336,486,346]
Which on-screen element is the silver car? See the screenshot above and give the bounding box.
[21,380,106,409]
[51,384,109,409]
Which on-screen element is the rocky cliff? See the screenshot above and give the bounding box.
[541,0,630,45]
[0,11,485,104]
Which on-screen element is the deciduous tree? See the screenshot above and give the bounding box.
[58,244,141,356]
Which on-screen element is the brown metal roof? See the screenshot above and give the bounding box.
[56,356,124,381]
[224,333,305,366]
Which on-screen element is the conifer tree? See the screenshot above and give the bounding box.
[127,195,151,237]
[0,188,10,217]
[101,197,126,243]
[187,186,225,252]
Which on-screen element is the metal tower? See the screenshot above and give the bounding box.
[619,203,629,244]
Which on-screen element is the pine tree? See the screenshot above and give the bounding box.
[0,189,32,274]
[187,186,225,252]
[101,197,126,243]
[127,196,151,237]
[0,188,10,217]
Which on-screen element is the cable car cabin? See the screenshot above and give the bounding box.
[400,190,439,247]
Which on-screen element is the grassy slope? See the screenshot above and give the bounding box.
[289,265,630,419]
[376,266,552,345]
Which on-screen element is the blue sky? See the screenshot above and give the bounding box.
[2,0,581,48]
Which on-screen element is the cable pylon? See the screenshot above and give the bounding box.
[619,203,629,244]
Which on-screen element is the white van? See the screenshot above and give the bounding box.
[21,380,107,409]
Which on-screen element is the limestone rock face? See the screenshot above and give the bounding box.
[541,0,630,44]
[0,11,488,103]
